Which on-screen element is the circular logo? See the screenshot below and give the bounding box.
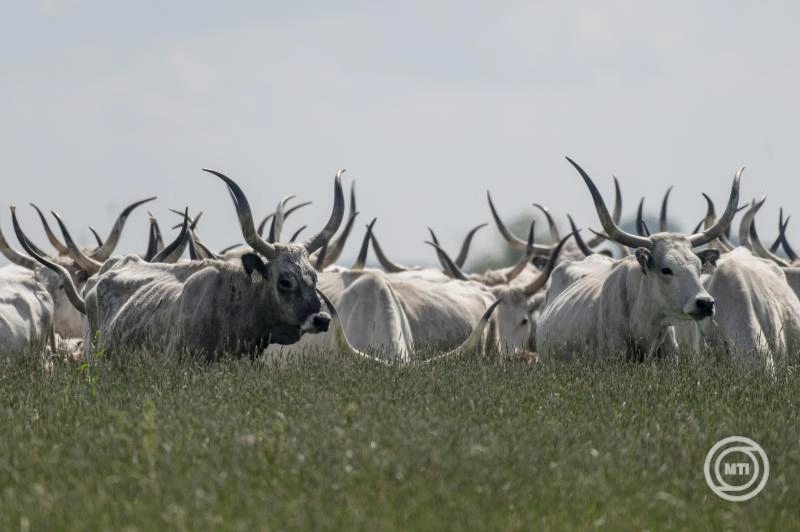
[704,436,769,502]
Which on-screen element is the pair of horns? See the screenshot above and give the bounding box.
[205,168,345,260]
[567,157,741,250]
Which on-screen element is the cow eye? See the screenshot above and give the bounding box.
[661,267,673,276]
[278,273,294,290]
[520,317,529,326]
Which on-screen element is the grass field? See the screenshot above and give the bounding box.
[0,351,797,530]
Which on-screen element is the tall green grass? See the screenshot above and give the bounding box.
[0,352,797,530]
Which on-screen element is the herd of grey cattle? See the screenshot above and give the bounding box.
[2,158,800,372]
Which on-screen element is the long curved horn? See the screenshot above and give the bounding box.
[319,289,502,364]
[688,168,743,248]
[88,226,104,248]
[267,195,296,243]
[566,157,652,250]
[318,183,359,268]
[30,203,69,255]
[487,191,554,255]
[659,186,673,232]
[370,230,409,273]
[635,198,650,237]
[769,208,784,253]
[203,169,277,259]
[567,215,593,256]
[152,209,190,263]
[90,197,157,261]
[750,219,790,267]
[700,193,735,251]
[303,169,346,254]
[532,204,560,242]
[351,218,376,270]
[586,176,621,247]
[50,212,102,274]
[257,201,313,237]
[11,207,86,313]
[0,219,38,270]
[689,167,744,247]
[738,195,766,249]
[454,223,487,268]
[425,241,468,281]
[144,213,162,261]
[427,227,440,246]
[289,225,307,243]
[314,243,328,272]
[187,230,201,261]
[781,217,798,262]
[524,230,578,296]
[504,221,536,282]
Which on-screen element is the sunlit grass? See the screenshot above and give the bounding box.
[0,351,797,530]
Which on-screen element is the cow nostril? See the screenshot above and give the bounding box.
[696,297,715,312]
[313,315,330,331]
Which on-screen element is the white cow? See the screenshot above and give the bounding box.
[537,157,739,361]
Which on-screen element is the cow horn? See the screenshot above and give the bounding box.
[0,218,38,270]
[88,226,104,248]
[303,169,346,254]
[781,216,798,262]
[659,186,673,232]
[152,208,190,263]
[635,198,650,237]
[524,230,578,296]
[423,299,503,363]
[90,197,156,261]
[370,230,409,273]
[586,175,622,247]
[257,201,312,238]
[750,218,790,267]
[532,204,560,242]
[351,218,376,270]
[566,157,653,250]
[267,195,296,243]
[454,223,487,268]
[738,194,767,249]
[504,221,536,283]
[144,213,164,261]
[487,191,556,255]
[30,203,69,255]
[319,289,502,364]
[50,211,102,274]
[318,181,359,269]
[289,225,307,243]
[426,241,468,281]
[567,215,594,256]
[769,208,784,253]
[203,169,277,259]
[10,207,86,313]
[688,168,742,248]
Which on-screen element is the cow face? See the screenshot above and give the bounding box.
[241,244,330,344]
[490,287,536,354]
[635,235,716,321]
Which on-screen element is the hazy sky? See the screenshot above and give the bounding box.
[3,1,799,266]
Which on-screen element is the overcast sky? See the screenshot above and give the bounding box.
[3,1,799,267]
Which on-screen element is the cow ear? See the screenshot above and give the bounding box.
[696,248,720,267]
[635,247,653,275]
[696,249,720,274]
[241,253,268,282]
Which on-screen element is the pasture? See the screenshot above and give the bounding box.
[0,351,797,530]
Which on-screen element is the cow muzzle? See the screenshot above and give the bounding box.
[301,312,331,334]
[686,295,715,319]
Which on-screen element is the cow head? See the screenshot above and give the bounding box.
[206,169,344,344]
[634,235,719,320]
[567,156,740,322]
